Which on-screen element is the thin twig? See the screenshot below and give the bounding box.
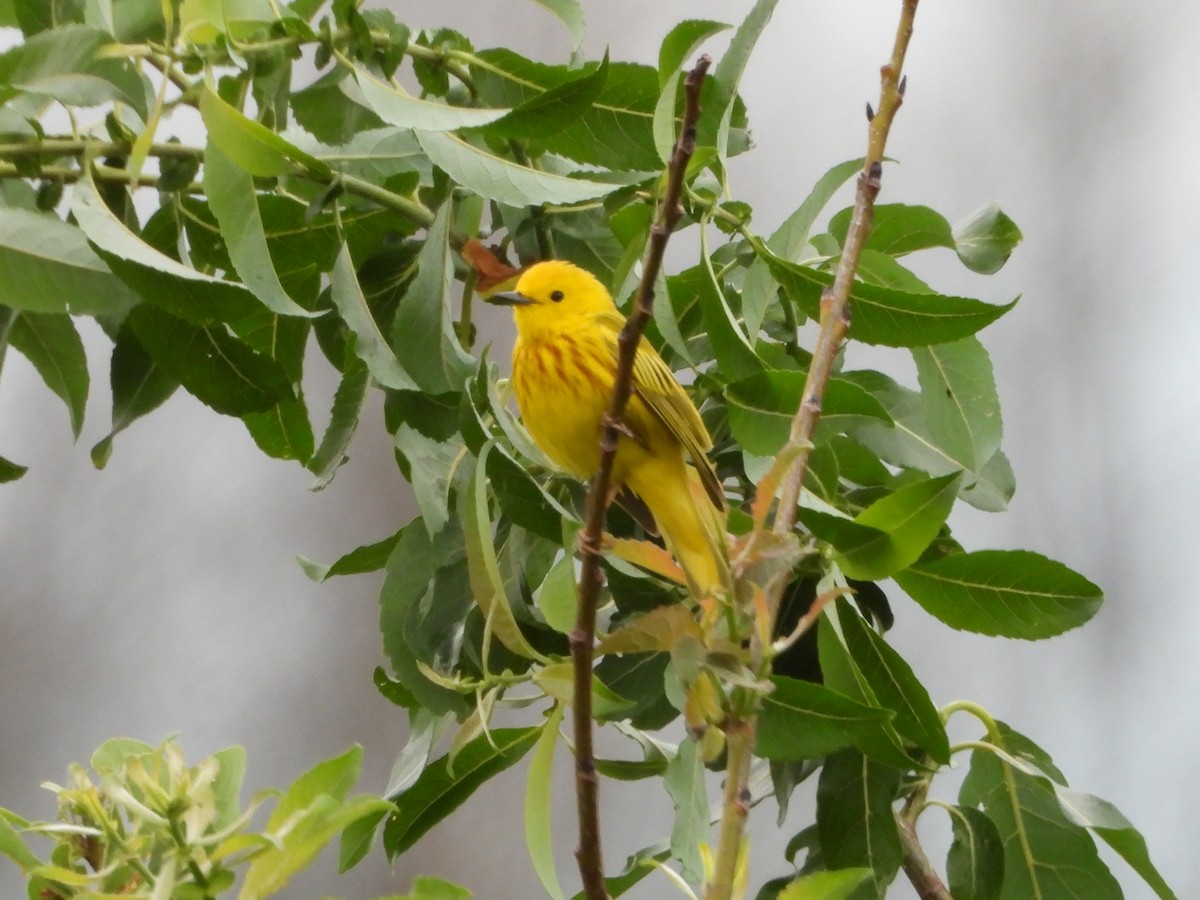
[895,810,953,900]
[771,0,920,537]
[570,55,711,900]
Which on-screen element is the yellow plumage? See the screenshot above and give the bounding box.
[491,260,728,598]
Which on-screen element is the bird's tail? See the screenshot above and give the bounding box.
[628,458,729,599]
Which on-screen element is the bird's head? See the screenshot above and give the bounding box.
[487,260,615,335]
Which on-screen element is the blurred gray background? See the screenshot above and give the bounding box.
[2,1,1196,897]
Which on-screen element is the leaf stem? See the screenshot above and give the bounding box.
[941,699,1003,743]
[570,55,711,900]
[769,0,920,537]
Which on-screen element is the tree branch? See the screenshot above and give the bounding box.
[571,55,711,900]
[771,0,920,536]
[895,809,953,900]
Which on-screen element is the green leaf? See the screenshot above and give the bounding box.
[298,530,401,583]
[742,158,863,340]
[1052,787,1178,899]
[91,324,174,466]
[668,264,761,381]
[533,663,636,721]
[0,811,40,871]
[724,370,890,456]
[777,868,874,900]
[211,744,247,832]
[200,82,331,177]
[894,550,1103,639]
[268,744,362,829]
[960,744,1122,900]
[836,600,949,763]
[706,0,779,160]
[391,202,473,394]
[912,337,1001,471]
[0,208,138,315]
[756,676,893,762]
[524,704,567,900]
[768,255,1017,347]
[535,552,577,634]
[391,876,474,900]
[127,304,292,416]
[462,443,545,661]
[834,473,961,581]
[395,423,467,536]
[338,807,388,874]
[0,453,26,482]
[383,727,539,858]
[284,126,431,184]
[243,396,314,463]
[308,349,369,490]
[353,63,511,130]
[203,139,317,318]
[415,130,621,207]
[944,804,1004,900]
[71,172,259,325]
[9,311,88,437]
[829,203,955,258]
[652,20,731,161]
[816,750,902,898]
[0,24,142,112]
[954,203,1023,274]
[526,0,584,53]
[487,444,577,541]
[485,55,608,141]
[329,241,417,391]
[664,737,707,884]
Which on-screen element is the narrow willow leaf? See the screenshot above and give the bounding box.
[283,126,431,183]
[954,203,1023,275]
[837,599,949,763]
[816,750,902,899]
[485,55,607,141]
[767,255,1017,347]
[652,20,731,161]
[391,202,473,394]
[9,311,88,437]
[395,424,467,536]
[912,337,1001,471]
[71,172,259,324]
[836,473,961,581]
[462,443,546,661]
[210,744,247,832]
[415,130,619,207]
[961,745,1122,900]
[200,82,330,177]
[743,158,863,341]
[524,704,567,900]
[894,549,1103,639]
[778,868,873,900]
[0,812,40,871]
[486,444,577,542]
[707,0,779,160]
[127,304,292,416]
[0,207,138,315]
[329,242,417,391]
[354,63,511,130]
[267,744,362,830]
[0,24,143,112]
[243,396,314,463]
[527,0,584,53]
[829,203,955,258]
[308,349,369,490]
[534,552,577,634]
[1052,787,1178,899]
[756,676,893,762]
[204,140,316,318]
[0,453,27,482]
[944,804,1004,900]
[91,322,178,468]
[338,807,389,874]
[667,265,760,381]
[664,738,706,884]
[298,530,401,583]
[383,727,539,858]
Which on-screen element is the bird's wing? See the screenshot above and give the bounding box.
[595,311,724,509]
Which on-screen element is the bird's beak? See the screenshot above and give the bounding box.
[487,291,535,306]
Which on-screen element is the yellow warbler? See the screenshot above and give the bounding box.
[490,260,728,597]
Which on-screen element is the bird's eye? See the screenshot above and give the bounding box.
[550,290,564,302]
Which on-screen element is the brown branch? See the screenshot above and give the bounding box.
[895,809,954,900]
[570,55,711,900]
[771,0,920,536]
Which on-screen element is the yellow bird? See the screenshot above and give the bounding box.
[490,260,728,598]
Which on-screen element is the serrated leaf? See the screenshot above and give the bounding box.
[284,126,431,184]
[756,676,893,762]
[706,0,779,161]
[894,550,1103,639]
[383,727,539,858]
[329,241,417,391]
[200,82,330,177]
[391,202,473,394]
[126,304,292,416]
[415,130,620,207]
[944,804,1004,900]
[912,337,1001,471]
[816,749,902,898]
[9,311,88,437]
[835,473,961,581]
[524,704,566,900]
[204,139,316,318]
[664,738,706,884]
[768,255,1016,347]
[395,424,467,536]
[777,868,874,900]
[0,208,138,315]
[354,63,511,131]
[652,20,731,161]
[308,349,369,490]
[954,204,1023,274]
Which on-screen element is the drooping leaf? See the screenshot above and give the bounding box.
[912,337,1002,471]
[353,63,511,131]
[0,453,27,482]
[944,804,1004,900]
[954,203,1023,274]
[756,676,893,762]
[484,55,608,141]
[816,749,902,899]
[307,348,369,490]
[705,0,779,161]
[200,81,331,178]
[894,550,1103,639]
[524,704,567,900]
[0,24,143,112]
[383,727,539,858]
[90,321,178,468]
[652,19,731,160]
[9,311,88,437]
[668,264,761,381]
[829,203,955,258]
[395,423,467,536]
[664,737,707,884]
[298,529,401,583]
[243,395,314,463]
